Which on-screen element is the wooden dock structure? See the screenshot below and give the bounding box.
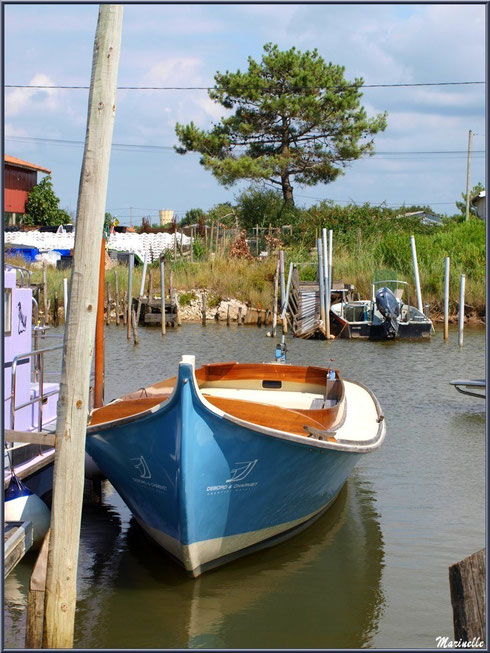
[4,521,33,578]
[132,296,178,327]
[288,266,355,338]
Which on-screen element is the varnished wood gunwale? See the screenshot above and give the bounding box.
[87,362,344,436]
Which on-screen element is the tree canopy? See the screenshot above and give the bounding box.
[24,175,71,226]
[175,43,387,205]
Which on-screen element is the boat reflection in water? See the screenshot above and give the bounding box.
[72,472,384,650]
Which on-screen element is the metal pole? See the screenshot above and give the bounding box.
[322,229,330,339]
[317,239,326,334]
[465,129,472,222]
[127,252,133,339]
[410,235,424,312]
[459,273,465,346]
[444,257,450,340]
[327,230,333,338]
[139,250,148,298]
[279,250,285,311]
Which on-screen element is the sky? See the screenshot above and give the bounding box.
[3,2,487,226]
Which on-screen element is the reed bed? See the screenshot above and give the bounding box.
[5,217,485,323]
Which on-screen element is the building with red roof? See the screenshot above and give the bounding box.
[4,154,51,225]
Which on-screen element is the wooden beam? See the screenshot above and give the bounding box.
[4,521,33,578]
[4,429,56,446]
[449,548,486,643]
[42,6,123,649]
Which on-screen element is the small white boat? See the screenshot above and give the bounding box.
[450,379,486,399]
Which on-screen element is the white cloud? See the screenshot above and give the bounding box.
[5,73,60,116]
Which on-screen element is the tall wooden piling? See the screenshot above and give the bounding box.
[42,7,123,648]
[115,269,120,326]
[63,277,69,322]
[53,291,59,327]
[202,292,207,326]
[160,257,166,336]
[42,261,49,326]
[127,252,134,339]
[444,257,450,340]
[94,238,106,409]
[449,548,485,642]
[25,530,51,648]
[459,273,466,346]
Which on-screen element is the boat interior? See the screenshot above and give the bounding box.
[88,362,344,437]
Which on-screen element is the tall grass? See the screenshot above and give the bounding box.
[4,217,485,319]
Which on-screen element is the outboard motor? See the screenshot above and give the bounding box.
[275,336,287,363]
[375,287,401,338]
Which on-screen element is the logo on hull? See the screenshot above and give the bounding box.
[226,459,258,483]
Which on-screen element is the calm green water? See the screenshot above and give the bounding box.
[4,323,485,649]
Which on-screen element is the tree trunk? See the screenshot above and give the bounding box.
[281,173,294,205]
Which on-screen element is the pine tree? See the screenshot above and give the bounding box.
[176,43,387,205]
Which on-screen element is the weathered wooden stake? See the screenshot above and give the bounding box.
[160,257,166,336]
[25,530,51,649]
[131,307,139,345]
[227,303,231,326]
[449,548,485,642]
[202,292,207,326]
[174,290,181,326]
[444,256,450,340]
[63,277,69,322]
[210,221,214,255]
[42,261,49,325]
[237,306,242,325]
[115,269,120,326]
[105,281,111,326]
[459,273,466,347]
[53,291,59,327]
[42,7,123,648]
[127,253,134,339]
[122,291,127,326]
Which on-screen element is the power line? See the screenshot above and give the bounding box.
[4,135,485,157]
[5,81,485,91]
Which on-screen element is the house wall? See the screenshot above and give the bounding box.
[4,164,38,214]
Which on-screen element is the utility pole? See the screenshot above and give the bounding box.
[42,6,123,648]
[465,129,472,221]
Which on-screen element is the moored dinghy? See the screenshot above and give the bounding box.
[86,356,385,577]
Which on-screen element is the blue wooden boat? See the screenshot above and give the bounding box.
[86,356,385,577]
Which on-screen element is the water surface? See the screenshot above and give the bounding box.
[4,322,485,649]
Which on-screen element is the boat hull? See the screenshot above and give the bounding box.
[330,312,432,340]
[86,363,363,576]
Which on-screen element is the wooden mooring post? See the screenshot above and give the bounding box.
[127,252,134,339]
[202,292,207,326]
[25,530,50,648]
[444,256,450,340]
[459,273,466,347]
[449,549,486,643]
[160,256,166,336]
[115,269,120,326]
[42,6,123,648]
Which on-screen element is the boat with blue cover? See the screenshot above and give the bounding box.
[86,355,385,577]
